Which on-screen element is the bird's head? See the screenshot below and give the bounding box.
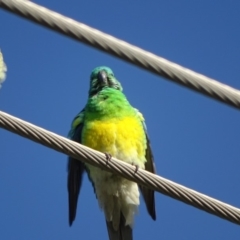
[88,66,123,96]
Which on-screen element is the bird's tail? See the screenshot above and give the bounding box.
[106,212,133,240]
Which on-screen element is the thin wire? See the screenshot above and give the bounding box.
[0,0,240,109]
[1,110,240,225]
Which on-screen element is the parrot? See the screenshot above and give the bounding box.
[67,66,156,240]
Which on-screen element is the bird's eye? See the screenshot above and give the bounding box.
[102,96,108,100]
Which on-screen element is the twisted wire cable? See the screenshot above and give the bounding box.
[1,110,240,225]
[1,0,240,109]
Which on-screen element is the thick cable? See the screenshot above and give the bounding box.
[0,0,240,109]
[0,110,240,225]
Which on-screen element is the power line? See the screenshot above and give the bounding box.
[0,110,240,225]
[0,0,240,109]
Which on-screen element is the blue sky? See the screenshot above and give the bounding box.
[1,0,240,239]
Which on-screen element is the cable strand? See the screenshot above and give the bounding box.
[0,110,240,225]
[0,0,240,109]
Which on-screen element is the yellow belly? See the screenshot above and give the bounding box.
[82,116,147,167]
[82,116,146,226]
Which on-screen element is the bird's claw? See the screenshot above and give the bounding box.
[105,153,112,165]
[131,162,139,173]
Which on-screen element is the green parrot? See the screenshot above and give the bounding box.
[68,66,156,240]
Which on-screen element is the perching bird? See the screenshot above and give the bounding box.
[67,66,156,240]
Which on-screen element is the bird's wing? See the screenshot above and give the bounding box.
[67,109,86,226]
[135,109,156,220]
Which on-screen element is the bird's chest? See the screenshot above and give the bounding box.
[82,117,146,166]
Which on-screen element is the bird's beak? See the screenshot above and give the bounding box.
[97,71,108,86]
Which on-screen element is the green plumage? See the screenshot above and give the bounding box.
[85,88,135,119]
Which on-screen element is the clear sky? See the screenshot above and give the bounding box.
[1,0,240,239]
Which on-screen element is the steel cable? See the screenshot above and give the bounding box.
[1,110,240,225]
[0,0,240,109]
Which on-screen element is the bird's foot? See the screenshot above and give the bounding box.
[105,153,112,165]
[131,162,139,173]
